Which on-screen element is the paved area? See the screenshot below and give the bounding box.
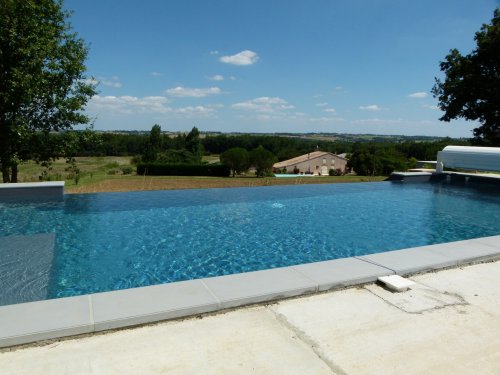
[1,261,500,375]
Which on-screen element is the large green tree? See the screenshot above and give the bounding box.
[0,0,96,182]
[220,147,250,177]
[432,9,500,146]
[249,146,277,177]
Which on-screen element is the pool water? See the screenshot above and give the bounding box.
[1,181,499,305]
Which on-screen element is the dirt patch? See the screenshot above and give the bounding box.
[67,176,385,194]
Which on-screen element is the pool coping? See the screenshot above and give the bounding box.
[1,235,500,348]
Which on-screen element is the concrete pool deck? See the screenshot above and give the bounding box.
[2,255,500,374]
[1,235,500,350]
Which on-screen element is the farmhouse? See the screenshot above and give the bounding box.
[273,151,348,175]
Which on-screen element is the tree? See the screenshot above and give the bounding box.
[220,147,250,177]
[249,146,277,177]
[185,126,203,162]
[0,0,96,182]
[432,8,500,146]
[348,149,382,176]
[142,124,162,162]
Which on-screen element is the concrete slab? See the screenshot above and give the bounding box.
[413,261,500,316]
[0,307,333,375]
[0,296,92,348]
[91,279,219,331]
[293,257,393,291]
[366,280,464,313]
[272,263,500,374]
[202,267,317,309]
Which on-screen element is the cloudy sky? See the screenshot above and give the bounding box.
[66,0,499,137]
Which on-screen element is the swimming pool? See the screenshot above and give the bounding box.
[1,181,499,306]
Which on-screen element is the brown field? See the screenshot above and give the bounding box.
[66,175,386,194]
[16,156,386,194]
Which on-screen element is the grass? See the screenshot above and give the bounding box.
[16,156,387,194]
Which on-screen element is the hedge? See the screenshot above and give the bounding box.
[136,163,230,177]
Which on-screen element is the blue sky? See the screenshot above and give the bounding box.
[66,0,499,137]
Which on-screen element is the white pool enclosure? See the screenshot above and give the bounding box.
[435,146,500,174]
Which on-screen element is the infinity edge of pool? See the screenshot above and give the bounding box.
[1,234,500,349]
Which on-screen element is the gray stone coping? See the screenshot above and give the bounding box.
[1,235,499,348]
[0,182,65,189]
[0,181,65,201]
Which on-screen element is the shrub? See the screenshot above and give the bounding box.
[121,166,133,175]
[329,168,343,176]
[137,163,230,177]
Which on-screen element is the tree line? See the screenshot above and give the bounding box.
[46,127,469,176]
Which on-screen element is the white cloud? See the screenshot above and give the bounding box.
[81,76,122,88]
[232,97,294,113]
[87,95,222,119]
[209,75,224,81]
[316,102,329,107]
[359,104,381,111]
[165,86,221,98]
[352,118,404,125]
[229,76,236,81]
[220,50,259,66]
[174,105,217,117]
[324,108,336,113]
[81,78,98,86]
[88,95,171,114]
[100,77,122,88]
[210,50,219,55]
[151,72,163,77]
[423,104,439,110]
[408,92,428,98]
[335,86,343,91]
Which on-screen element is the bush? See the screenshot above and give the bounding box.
[121,166,133,175]
[329,168,343,176]
[137,163,230,177]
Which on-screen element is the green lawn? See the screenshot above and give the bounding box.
[17,156,134,187]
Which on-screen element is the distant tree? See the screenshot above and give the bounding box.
[185,126,203,162]
[142,124,162,162]
[348,149,382,176]
[220,147,250,177]
[249,146,277,177]
[0,0,96,182]
[432,8,500,145]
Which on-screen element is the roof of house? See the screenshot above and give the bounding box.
[273,151,347,168]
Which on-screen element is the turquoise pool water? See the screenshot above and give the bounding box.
[1,181,499,305]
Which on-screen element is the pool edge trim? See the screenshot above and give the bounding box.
[1,235,500,349]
